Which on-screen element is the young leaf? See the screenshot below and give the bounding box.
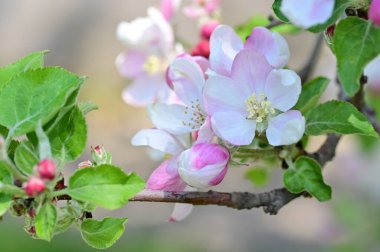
[0,67,83,136]
[244,167,269,187]
[47,106,87,161]
[236,15,270,40]
[283,156,331,201]
[334,17,380,96]
[272,0,289,22]
[36,121,52,160]
[0,51,46,89]
[68,165,145,210]
[81,217,128,249]
[0,161,13,216]
[35,202,58,241]
[306,100,378,137]
[78,101,98,115]
[294,77,329,114]
[14,141,39,175]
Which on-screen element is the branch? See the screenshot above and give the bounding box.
[298,34,324,83]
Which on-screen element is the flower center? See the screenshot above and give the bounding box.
[182,99,206,130]
[245,93,275,123]
[143,56,166,74]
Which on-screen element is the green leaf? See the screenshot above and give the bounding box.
[245,167,268,187]
[0,161,13,216]
[0,67,83,136]
[54,206,76,235]
[81,217,127,249]
[306,100,378,137]
[68,165,145,210]
[236,15,270,40]
[14,141,39,175]
[0,51,46,89]
[78,101,98,115]
[0,125,8,137]
[294,77,329,114]
[283,156,331,201]
[308,0,350,33]
[334,17,380,96]
[47,106,87,161]
[35,202,58,241]
[272,0,289,22]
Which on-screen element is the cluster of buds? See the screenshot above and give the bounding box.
[23,159,56,197]
[191,20,219,58]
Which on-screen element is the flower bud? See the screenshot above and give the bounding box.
[191,39,210,58]
[91,145,111,165]
[24,177,45,197]
[178,143,229,188]
[369,0,380,26]
[36,159,56,180]
[200,20,219,39]
[78,160,93,169]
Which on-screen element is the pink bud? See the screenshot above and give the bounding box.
[369,0,380,26]
[36,159,56,180]
[200,20,219,39]
[24,177,45,197]
[78,160,93,169]
[178,143,229,188]
[191,39,210,58]
[147,157,186,191]
[28,208,36,218]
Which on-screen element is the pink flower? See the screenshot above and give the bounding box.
[209,25,289,76]
[24,177,45,197]
[365,55,380,94]
[204,47,305,146]
[36,159,56,180]
[161,0,182,21]
[116,7,180,106]
[191,39,210,58]
[200,20,219,39]
[369,0,380,26]
[183,0,221,19]
[178,143,229,188]
[280,0,335,29]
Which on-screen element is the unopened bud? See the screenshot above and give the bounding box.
[91,145,111,165]
[24,177,45,197]
[369,0,380,26]
[28,208,36,218]
[200,20,219,39]
[191,39,210,58]
[36,159,56,180]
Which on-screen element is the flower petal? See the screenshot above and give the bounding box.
[211,111,256,145]
[149,103,199,134]
[146,157,186,191]
[245,27,289,68]
[131,129,185,155]
[122,74,171,106]
[266,110,305,146]
[195,117,215,143]
[115,51,147,78]
[265,69,301,112]
[203,74,247,115]
[231,48,273,95]
[280,0,335,29]
[168,57,205,106]
[169,203,194,222]
[209,25,243,76]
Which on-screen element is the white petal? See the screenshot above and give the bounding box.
[169,203,194,222]
[209,25,243,76]
[265,69,301,112]
[149,104,199,134]
[131,129,184,155]
[211,111,256,146]
[266,110,305,146]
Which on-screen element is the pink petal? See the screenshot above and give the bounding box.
[122,74,172,106]
[161,0,182,21]
[146,157,186,191]
[265,69,301,112]
[211,111,256,146]
[245,27,289,68]
[231,48,273,95]
[168,58,205,106]
[169,203,194,222]
[195,117,214,143]
[131,129,185,155]
[266,110,305,146]
[369,0,380,26]
[203,74,247,115]
[209,25,243,76]
[115,51,147,78]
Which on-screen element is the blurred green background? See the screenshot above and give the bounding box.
[1,0,380,251]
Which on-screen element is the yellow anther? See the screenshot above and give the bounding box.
[246,93,275,122]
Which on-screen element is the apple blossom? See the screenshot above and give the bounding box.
[280,0,335,29]
[209,25,289,76]
[204,48,305,146]
[24,177,45,197]
[369,0,380,26]
[183,0,221,19]
[116,7,180,106]
[161,0,182,21]
[178,142,229,188]
[35,159,56,180]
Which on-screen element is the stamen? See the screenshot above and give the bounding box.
[246,93,276,122]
